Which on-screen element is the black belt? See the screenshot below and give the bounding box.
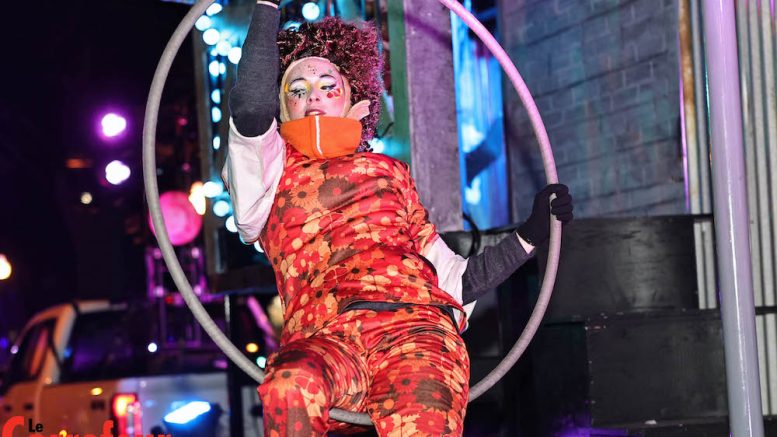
[343,301,458,331]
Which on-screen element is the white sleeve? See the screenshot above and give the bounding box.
[424,237,477,326]
[221,117,285,244]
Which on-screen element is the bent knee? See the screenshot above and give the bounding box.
[259,362,330,401]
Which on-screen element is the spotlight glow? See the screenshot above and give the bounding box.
[211,107,222,123]
[164,401,212,425]
[202,181,223,198]
[245,343,259,353]
[203,28,220,45]
[368,138,385,153]
[194,15,212,31]
[212,135,221,150]
[225,215,237,233]
[0,254,12,280]
[216,41,231,57]
[80,192,93,205]
[100,113,127,138]
[228,46,242,64]
[213,200,231,217]
[208,60,220,77]
[149,191,203,246]
[205,3,223,16]
[302,2,321,21]
[147,342,158,353]
[256,356,267,368]
[105,160,131,185]
[211,89,221,104]
[188,182,206,215]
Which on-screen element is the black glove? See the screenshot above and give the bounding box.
[516,184,574,246]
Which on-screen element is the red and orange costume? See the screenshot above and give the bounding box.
[223,2,572,435]
[222,4,474,431]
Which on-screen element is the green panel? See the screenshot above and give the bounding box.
[385,0,411,164]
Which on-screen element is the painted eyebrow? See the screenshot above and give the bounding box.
[289,74,337,85]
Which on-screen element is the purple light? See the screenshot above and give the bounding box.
[105,160,131,185]
[100,113,127,138]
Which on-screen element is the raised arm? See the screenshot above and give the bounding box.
[221,1,286,244]
[229,1,281,137]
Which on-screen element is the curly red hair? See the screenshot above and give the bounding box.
[278,17,382,150]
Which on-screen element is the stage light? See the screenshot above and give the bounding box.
[211,89,221,104]
[203,28,220,46]
[213,200,231,217]
[208,60,220,77]
[228,46,242,64]
[225,215,237,233]
[105,160,131,185]
[80,192,93,205]
[194,15,212,31]
[149,192,203,246]
[219,62,226,75]
[205,3,223,16]
[212,107,222,123]
[256,356,267,368]
[212,135,221,150]
[202,181,223,198]
[216,41,231,57]
[302,2,321,21]
[164,401,212,425]
[368,138,385,153]
[245,343,259,353]
[101,113,127,138]
[188,182,206,215]
[147,342,158,353]
[0,254,12,280]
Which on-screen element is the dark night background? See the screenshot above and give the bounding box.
[0,0,196,334]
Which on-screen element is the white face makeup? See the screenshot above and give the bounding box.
[282,57,350,121]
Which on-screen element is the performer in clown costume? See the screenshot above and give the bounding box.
[222,1,574,435]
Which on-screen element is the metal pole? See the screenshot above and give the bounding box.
[691,0,717,309]
[225,295,245,437]
[702,1,764,435]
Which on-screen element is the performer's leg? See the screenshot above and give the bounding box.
[259,334,369,437]
[365,307,470,437]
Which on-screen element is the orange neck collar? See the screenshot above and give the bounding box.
[280,116,362,159]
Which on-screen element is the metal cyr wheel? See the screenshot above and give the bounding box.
[142,0,562,426]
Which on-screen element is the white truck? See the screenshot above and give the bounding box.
[0,301,265,437]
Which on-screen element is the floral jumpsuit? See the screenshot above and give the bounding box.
[256,144,470,436]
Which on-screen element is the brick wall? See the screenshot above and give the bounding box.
[499,0,685,220]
